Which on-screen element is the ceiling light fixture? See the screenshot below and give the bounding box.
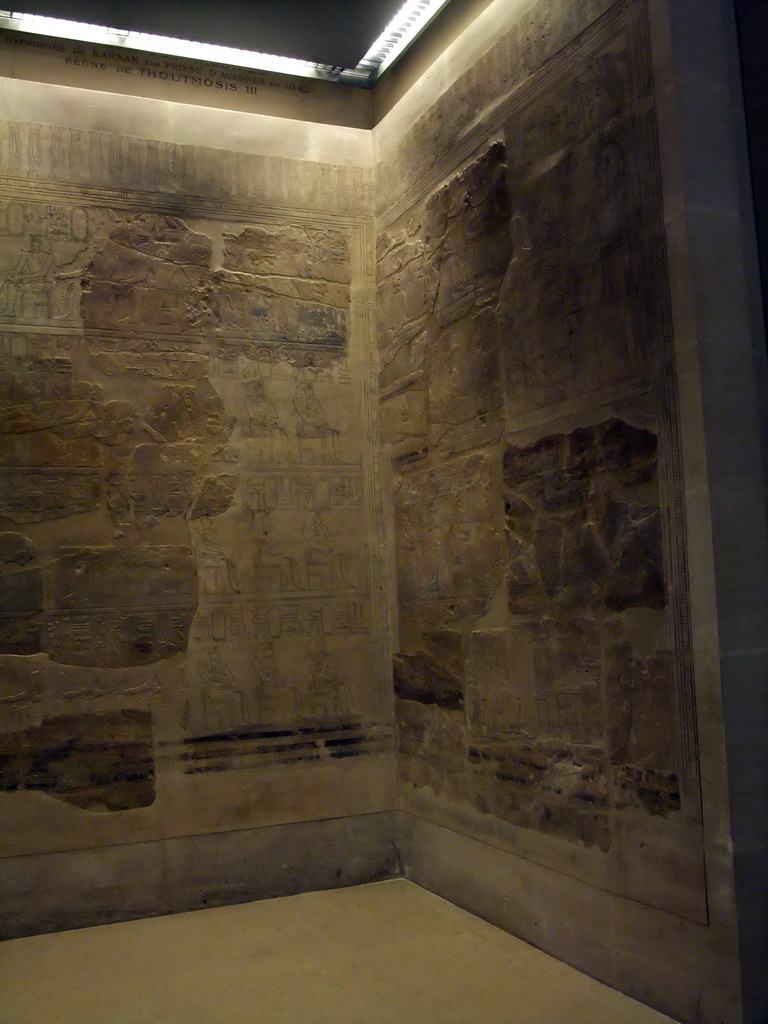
[0,10,326,80]
[0,1,453,87]
[349,0,453,82]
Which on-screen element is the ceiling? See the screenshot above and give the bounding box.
[10,0,413,69]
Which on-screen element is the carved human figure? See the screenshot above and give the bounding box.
[244,380,291,462]
[293,382,343,463]
[192,517,240,594]
[197,645,248,729]
[305,637,348,718]
[1,235,56,318]
[249,508,301,592]
[302,511,353,589]
[252,642,297,722]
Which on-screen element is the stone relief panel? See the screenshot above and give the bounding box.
[378,0,702,920]
[462,418,679,848]
[47,545,198,668]
[0,159,388,831]
[81,212,213,381]
[82,214,213,336]
[0,531,43,656]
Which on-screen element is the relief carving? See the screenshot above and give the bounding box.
[0,203,90,326]
[305,637,351,719]
[145,383,235,443]
[0,130,386,824]
[384,2,696,893]
[198,645,250,732]
[244,379,292,463]
[502,420,664,614]
[252,642,298,723]
[395,417,677,846]
[498,59,653,415]
[82,215,212,335]
[187,632,361,736]
[393,650,464,711]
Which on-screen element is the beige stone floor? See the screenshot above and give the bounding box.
[0,879,677,1024]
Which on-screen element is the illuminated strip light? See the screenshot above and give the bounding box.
[0,10,337,81]
[0,1,455,87]
[349,0,454,80]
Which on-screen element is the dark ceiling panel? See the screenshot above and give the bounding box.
[14,0,406,67]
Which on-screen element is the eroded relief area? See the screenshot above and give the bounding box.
[215,224,350,348]
[378,144,510,463]
[378,14,694,896]
[499,49,654,414]
[0,710,154,812]
[475,419,676,844]
[1,197,381,814]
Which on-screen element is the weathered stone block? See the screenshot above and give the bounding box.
[47,545,197,666]
[0,710,154,811]
[393,651,463,710]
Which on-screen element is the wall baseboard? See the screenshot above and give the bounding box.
[0,811,400,940]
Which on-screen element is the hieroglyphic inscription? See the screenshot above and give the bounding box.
[0,119,372,214]
[191,598,369,647]
[0,655,187,735]
[185,332,373,735]
[0,532,43,655]
[0,345,106,523]
[48,546,198,667]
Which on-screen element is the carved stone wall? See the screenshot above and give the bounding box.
[377,0,707,925]
[0,8,760,1016]
[0,111,393,865]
